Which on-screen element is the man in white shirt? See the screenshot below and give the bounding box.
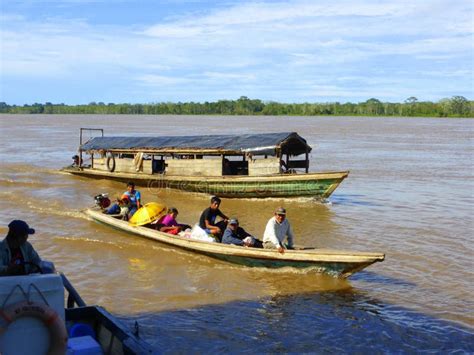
[263,207,295,254]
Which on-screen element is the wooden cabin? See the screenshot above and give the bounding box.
[78,130,312,177]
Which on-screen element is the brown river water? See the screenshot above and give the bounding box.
[0,114,473,352]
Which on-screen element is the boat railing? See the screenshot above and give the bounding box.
[60,273,87,308]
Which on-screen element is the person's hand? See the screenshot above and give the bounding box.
[277,246,285,254]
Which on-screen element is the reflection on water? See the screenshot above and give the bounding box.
[1,114,473,351]
[123,291,474,353]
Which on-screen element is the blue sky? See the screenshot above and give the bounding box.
[0,0,472,104]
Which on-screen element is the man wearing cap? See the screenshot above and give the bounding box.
[0,220,42,276]
[222,218,262,248]
[263,207,295,253]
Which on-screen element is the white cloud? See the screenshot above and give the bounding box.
[202,72,256,81]
[1,0,472,103]
[136,74,192,86]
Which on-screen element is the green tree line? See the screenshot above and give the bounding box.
[0,96,472,117]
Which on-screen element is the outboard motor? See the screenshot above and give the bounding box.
[94,193,111,209]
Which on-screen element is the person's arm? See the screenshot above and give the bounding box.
[273,222,286,253]
[169,217,178,227]
[136,191,141,209]
[160,226,180,233]
[0,245,27,276]
[204,218,214,229]
[30,247,42,265]
[24,242,41,266]
[198,209,208,229]
[286,221,294,249]
[237,227,251,239]
[204,209,219,228]
[217,209,229,221]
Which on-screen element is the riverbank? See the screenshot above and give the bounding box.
[1,96,472,117]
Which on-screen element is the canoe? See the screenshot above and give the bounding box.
[86,209,384,278]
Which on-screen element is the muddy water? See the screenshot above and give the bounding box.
[0,114,472,352]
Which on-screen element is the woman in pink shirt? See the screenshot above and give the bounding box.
[156,208,190,235]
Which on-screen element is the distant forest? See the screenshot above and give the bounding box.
[1,96,472,117]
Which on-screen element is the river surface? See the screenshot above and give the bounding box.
[0,114,473,352]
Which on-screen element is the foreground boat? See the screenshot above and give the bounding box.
[0,270,152,354]
[62,129,349,199]
[62,273,153,354]
[86,208,384,278]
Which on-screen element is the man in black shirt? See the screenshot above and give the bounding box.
[199,196,229,239]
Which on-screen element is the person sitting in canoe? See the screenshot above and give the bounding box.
[123,182,141,216]
[104,195,131,220]
[222,218,263,248]
[263,207,295,254]
[103,181,141,217]
[198,196,229,240]
[117,195,131,220]
[153,208,191,235]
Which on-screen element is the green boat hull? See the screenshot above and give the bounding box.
[151,177,344,198]
[62,167,348,199]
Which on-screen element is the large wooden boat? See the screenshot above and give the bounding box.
[86,209,384,278]
[62,129,349,199]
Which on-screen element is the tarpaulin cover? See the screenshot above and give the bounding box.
[80,132,311,155]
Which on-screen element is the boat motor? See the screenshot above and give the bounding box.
[94,193,111,209]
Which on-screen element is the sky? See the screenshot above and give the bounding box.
[0,0,472,105]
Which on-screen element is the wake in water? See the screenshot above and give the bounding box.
[55,235,129,250]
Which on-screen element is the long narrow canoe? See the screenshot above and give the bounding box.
[86,209,384,278]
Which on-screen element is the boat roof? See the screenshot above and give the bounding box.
[80,132,312,156]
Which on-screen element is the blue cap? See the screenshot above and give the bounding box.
[229,218,239,225]
[8,220,35,236]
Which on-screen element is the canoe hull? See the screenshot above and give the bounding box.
[198,251,378,278]
[63,167,348,199]
[85,209,384,278]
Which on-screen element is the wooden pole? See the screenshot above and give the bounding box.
[305,148,309,173]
